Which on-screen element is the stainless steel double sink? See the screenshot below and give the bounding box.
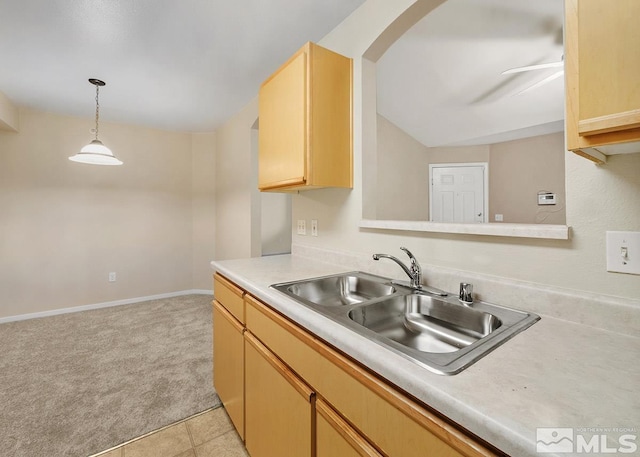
[271,272,540,375]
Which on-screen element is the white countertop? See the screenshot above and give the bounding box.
[211,254,640,457]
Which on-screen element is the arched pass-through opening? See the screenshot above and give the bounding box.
[360,0,569,239]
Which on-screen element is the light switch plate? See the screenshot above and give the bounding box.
[606,231,640,275]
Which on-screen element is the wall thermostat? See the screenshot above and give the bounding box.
[538,192,556,205]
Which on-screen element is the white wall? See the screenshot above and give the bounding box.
[0,108,216,318]
[0,90,18,131]
[192,132,217,289]
[260,193,292,256]
[214,98,259,260]
[376,114,429,220]
[489,132,566,224]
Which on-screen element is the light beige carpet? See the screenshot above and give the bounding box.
[0,294,220,457]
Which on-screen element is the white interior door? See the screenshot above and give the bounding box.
[430,164,487,223]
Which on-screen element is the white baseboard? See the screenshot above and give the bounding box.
[190,289,214,295]
[0,289,214,324]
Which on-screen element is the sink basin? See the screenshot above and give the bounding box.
[274,272,395,307]
[348,294,502,353]
[271,272,539,375]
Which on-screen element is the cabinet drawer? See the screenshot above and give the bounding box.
[245,295,499,457]
[213,273,245,323]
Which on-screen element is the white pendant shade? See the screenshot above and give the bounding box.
[69,139,123,165]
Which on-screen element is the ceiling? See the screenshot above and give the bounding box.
[377,0,565,147]
[0,0,365,132]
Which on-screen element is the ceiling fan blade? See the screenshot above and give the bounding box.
[502,60,564,75]
[516,70,564,95]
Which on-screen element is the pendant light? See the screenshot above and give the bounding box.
[69,79,122,166]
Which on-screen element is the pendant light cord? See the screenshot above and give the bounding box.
[94,85,100,141]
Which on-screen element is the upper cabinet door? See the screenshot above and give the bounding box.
[259,51,308,189]
[258,42,353,191]
[565,0,640,164]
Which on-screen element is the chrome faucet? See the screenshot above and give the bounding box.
[372,247,422,289]
[373,247,447,296]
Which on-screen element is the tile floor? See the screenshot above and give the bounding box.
[93,407,248,457]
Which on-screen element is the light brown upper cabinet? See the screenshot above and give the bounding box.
[565,0,640,164]
[258,42,353,191]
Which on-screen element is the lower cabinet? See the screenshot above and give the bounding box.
[213,274,503,457]
[244,331,313,457]
[212,300,245,439]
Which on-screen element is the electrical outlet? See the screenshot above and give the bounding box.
[108,272,117,282]
[311,219,318,236]
[297,220,306,235]
[495,214,503,222]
